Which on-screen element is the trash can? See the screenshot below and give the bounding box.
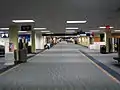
[19,49,27,63]
[27,46,32,53]
[14,49,19,64]
[14,50,17,61]
[75,40,77,44]
[100,45,106,54]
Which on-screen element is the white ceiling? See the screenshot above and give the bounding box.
[0,0,120,33]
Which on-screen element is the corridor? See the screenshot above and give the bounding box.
[0,41,120,90]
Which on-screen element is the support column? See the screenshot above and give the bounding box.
[113,38,120,61]
[31,31,36,53]
[35,33,46,50]
[40,35,44,49]
[118,38,120,58]
[79,37,81,44]
[53,37,56,44]
[80,37,82,44]
[105,30,111,53]
[81,37,83,45]
[44,36,47,45]
[91,37,94,44]
[112,38,115,52]
[35,33,40,50]
[5,24,19,65]
[87,37,90,46]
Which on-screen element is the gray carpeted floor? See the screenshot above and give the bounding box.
[0,41,120,90]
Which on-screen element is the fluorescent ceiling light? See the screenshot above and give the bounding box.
[99,27,106,29]
[114,30,120,32]
[80,34,87,36]
[41,31,50,33]
[0,28,9,30]
[66,30,75,32]
[67,21,87,24]
[108,27,114,28]
[19,31,27,33]
[90,30,100,32]
[99,26,114,29]
[65,36,69,37]
[34,28,47,30]
[12,20,35,23]
[46,33,54,34]
[66,27,79,30]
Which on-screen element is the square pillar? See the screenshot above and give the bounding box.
[118,38,120,58]
[9,25,19,51]
[105,30,111,53]
[40,35,44,49]
[5,24,19,65]
[112,38,115,52]
[44,36,47,45]
[31,31,36,53]
[35,33,45,50]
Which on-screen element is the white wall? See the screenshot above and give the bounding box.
[89,42,105,50]
[0,38,9,46]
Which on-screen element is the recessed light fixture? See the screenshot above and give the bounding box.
[99,26,114,29]
[90,30,100,32]
[65,36,69,37]
[65,27,79,30]
[0,28,9,30]
[67,21,87,24]
[66,30,75,33]
[99,27,106,29]
[19,31,27,33]
[85,32,92,34]
[114,30,120,32]
[34,28,47,30]
[46,33,54,34]
[12,20,35,23]
[41,31,50,33]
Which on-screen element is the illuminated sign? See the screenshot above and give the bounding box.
[21,25,32,31]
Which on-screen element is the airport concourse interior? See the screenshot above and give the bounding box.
[1,0,120,90]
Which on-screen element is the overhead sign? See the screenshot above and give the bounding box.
[106,25,110,29]
[21,25,32,31]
